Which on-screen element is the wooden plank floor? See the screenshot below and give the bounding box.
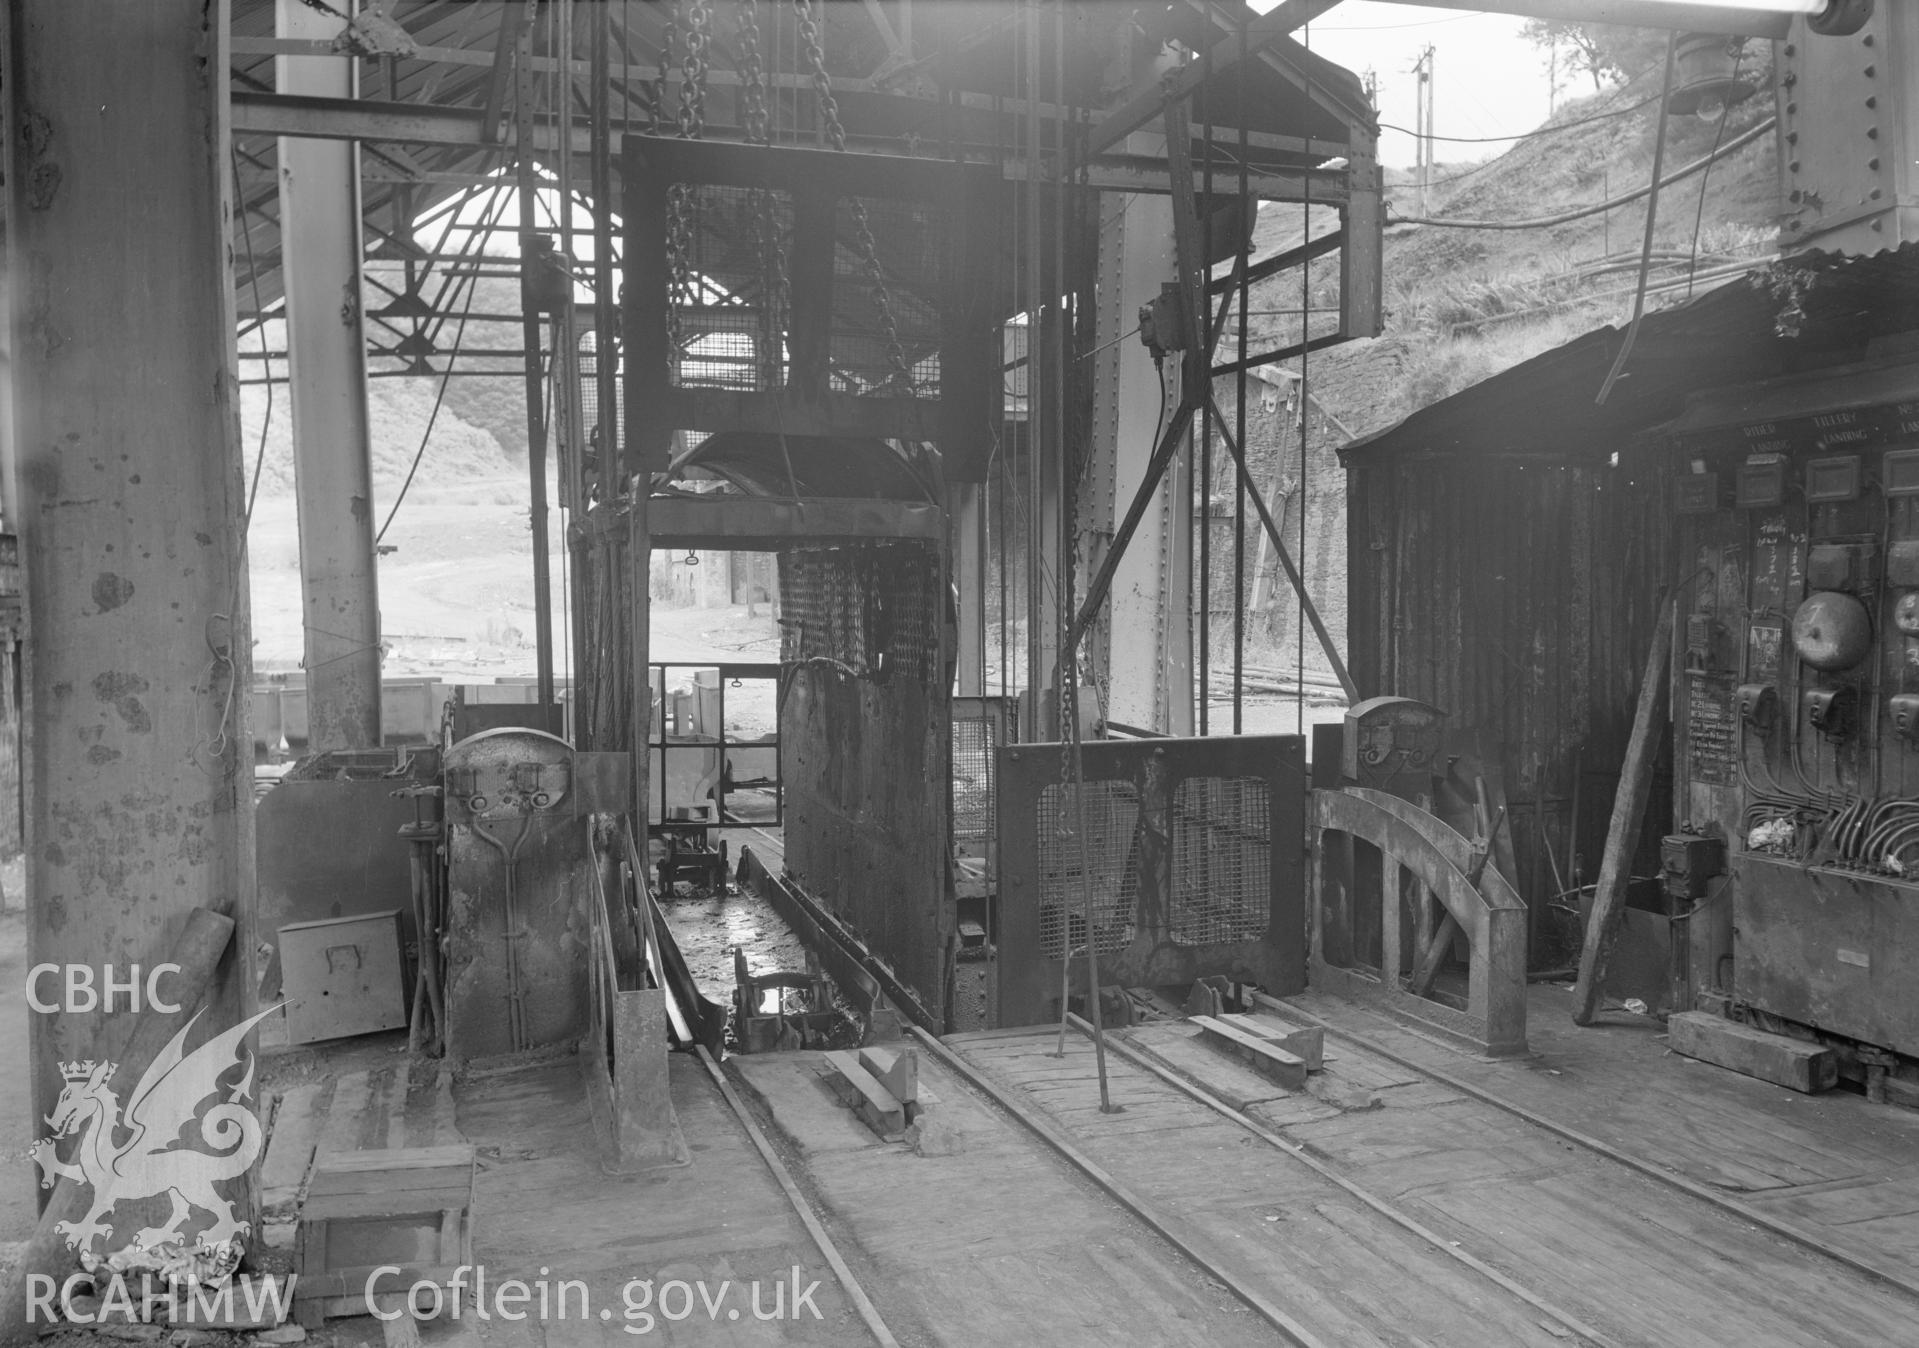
[1162,986,1919,1346]
[451,1057,854,1347]
[951,1031,1577,1347]
[1290,983,1919,1291]
[729,1046,1269,1346]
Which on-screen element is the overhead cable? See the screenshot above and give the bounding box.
[1389,116,1774,232]
[1379,93,1659,144]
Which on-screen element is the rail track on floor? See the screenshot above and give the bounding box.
[902,1002,1919,1348]
[910,1020,1618,1348]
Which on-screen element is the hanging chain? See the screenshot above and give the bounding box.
[651,10,678,132]
[676,0,712,137]
[735,0,769,145]
[737,0,786,388]
[793,0,913,392]
[664,0,712,361]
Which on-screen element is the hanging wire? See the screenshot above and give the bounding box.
[1685,43,1745,299]
[1596,33,1681,406]
[376,181,503,543]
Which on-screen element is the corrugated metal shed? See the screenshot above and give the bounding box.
[1340,244,1919,969]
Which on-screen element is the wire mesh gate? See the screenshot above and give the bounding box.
[994,735,1307,1026]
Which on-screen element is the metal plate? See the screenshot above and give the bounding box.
[279,910,406,1044]
[442,729,592,1059]
[995,735,1306,1026]
[1734,853,1919,1055]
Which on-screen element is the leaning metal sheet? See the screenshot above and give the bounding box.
[995,735,1306,1026]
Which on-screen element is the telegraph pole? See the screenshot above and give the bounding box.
[1413,45,1435,217]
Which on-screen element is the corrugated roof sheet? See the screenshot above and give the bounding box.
[1339,244,1919,466]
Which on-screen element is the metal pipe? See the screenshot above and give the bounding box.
[514,11,557,706]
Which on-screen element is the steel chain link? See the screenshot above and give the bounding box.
[793,0,913,392]
[677,0,711,137]
[664,0,713,363]
[735,0,769,144]
[736,0,786,388]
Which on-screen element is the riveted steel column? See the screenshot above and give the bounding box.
[277,0,382,750]
[10,0,254,1185]
[1088,190,1193,735]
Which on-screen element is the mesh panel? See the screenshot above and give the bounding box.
[830,195,944,397]
[779,544,942,685]
[1169,777,1272,946]
[1037,780,1138,960]
[952,713,997,843]
[660,180,954,400]
[670,183,793,392]
[578,328,617,454]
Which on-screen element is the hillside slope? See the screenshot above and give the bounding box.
[1246,54,1781,441]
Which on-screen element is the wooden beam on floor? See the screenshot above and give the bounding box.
[1573,597,1673,1026]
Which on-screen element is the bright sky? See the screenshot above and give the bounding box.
[1250,2,1562,170]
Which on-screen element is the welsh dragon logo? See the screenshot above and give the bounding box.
[31,1005,279,1262]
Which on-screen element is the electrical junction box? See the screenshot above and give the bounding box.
[1807,540,1879,592]
[1889,541,1919,588]
[1661,833,1725,902]
[1805,685,1859,739]
[1674,471,1724,514]
[1735,455,1787,508]
[1885,447,1919,496]
[279,910,406,1045]
[1892,693,1919,742]
[1806,454,1863,503]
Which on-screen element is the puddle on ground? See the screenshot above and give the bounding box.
[659,881,812,1003]
[657,880,864,1050]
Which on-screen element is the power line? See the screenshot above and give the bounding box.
[1379,92,1659,144]
[1685,47,1746,299]
[1389,116,1773,232]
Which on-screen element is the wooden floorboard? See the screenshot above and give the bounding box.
[731,1045,1270,1347]
[947,1010,1919,1348]
[956,1033,1577,1348]
[1290,985,1919,1188]
[456,1057,856,1347]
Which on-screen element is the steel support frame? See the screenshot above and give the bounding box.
[1085,191,1193,736]
[277,0,383,751]
[11,0,256,1206]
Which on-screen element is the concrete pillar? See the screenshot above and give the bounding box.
[277,0,382,750]
[1087,192,1193,735]
[9,0,254,1172]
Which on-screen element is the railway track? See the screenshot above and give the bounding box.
[911,1021,1616,1348]
[719,860,1918,1342]
[904,1009,1919,1348]
[695,1043,900,1346]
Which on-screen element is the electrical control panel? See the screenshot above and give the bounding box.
[1669,405,1919,1059]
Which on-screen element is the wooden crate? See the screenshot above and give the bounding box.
[294,1144,475,1323]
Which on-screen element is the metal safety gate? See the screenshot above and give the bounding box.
[995,735,1306,1026]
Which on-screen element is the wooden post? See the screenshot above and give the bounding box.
[1573,598,1674,1026]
